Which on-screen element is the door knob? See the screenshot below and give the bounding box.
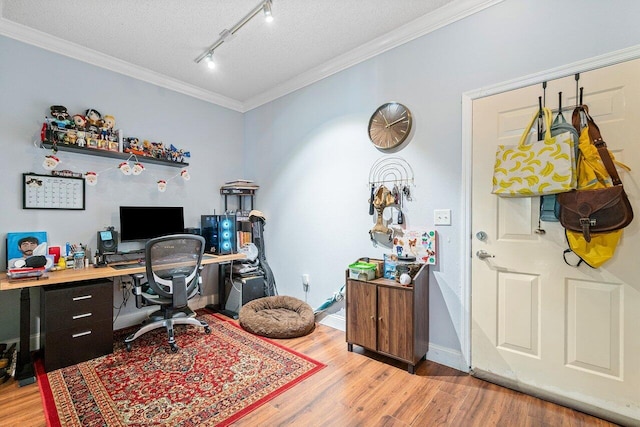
[476,250,495,260]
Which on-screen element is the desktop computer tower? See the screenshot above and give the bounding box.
[201,215,219,254]
[224,275,265,314]
[216,214,236,254]
[201,214,236,254]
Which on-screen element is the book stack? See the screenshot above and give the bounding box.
[6,266,46,280]
[220,179,259,195]
[221,179,259,189]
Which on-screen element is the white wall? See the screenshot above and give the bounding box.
[243,0,640,369]
[0,37,244,341]
[2,0,640,371]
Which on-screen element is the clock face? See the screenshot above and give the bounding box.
[368,102,412,150]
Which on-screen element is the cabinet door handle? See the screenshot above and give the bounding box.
[370,316,375,320]
[72,295,92,301]
[72,331,92,338]
[72,312,92,320]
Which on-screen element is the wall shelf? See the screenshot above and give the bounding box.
[41,142,189,168]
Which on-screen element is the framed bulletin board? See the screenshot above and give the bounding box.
[22,173,85,210]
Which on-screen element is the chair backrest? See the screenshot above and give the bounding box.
[144,234,205,306]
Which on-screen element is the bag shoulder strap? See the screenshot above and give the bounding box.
[572,105,622,186]
[519,107,552,147]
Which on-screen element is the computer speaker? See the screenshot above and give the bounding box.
[97,230,118,254]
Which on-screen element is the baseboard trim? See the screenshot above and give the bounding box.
[317,313,346,331]
[425,343,468,373]
[315,314,469,373]
[470,368,638,426]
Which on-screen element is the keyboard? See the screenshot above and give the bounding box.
[110,262,144,270]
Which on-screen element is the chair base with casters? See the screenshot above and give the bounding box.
[124,306,210,353]
[123,234,211,353]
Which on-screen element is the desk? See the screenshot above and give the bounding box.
[0,253,245,386]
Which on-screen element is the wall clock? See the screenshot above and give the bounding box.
[368,102,413,150]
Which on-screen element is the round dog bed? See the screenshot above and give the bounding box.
[239,296,315,338]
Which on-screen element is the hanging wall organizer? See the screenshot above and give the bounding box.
[367,156,415,241]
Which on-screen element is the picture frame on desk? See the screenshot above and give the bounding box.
[6,231,54,270]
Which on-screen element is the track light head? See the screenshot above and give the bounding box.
[263,0,273,22]
[205,53,216,69]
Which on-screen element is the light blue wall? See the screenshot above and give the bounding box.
[0,37,244,341]
[243,0,640,365]
[2,0,640,368]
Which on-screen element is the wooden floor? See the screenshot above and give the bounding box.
[0,319,618,427]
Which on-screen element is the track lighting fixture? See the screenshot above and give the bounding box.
[205,53,216,69]
[194,0,274,67]
[263,0,273,23]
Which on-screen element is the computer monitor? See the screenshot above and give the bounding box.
[119,206,185,242]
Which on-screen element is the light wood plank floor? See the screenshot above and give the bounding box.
[0,319,618,427]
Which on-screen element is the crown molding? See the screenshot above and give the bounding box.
[242,0,504,111]
[1,0,503,113]
[0,17,244,112]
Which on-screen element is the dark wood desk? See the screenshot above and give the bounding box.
[0,253,245,385]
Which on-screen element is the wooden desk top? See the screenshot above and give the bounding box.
[0,253,245,291]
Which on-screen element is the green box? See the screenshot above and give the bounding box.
[348,262,377,281]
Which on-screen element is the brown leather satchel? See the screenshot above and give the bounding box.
[556,107,633,242]
[556,185,633,242]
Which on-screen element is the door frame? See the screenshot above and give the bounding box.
[460,44,640,371]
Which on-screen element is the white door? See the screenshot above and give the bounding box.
[471,59,640,421]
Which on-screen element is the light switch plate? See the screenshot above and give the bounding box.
[434,209,451,226]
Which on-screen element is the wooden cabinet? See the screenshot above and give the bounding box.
[40,279,114,372]
[346,264,429,374]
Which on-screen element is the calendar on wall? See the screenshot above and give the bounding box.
[22,173,85,210]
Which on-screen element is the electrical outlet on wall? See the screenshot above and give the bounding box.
[434,209,451,226]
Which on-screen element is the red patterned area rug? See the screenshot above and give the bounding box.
[35,312,325,426]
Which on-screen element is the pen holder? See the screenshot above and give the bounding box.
[73,251,85,270]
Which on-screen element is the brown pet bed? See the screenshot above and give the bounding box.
[239,296,315,338]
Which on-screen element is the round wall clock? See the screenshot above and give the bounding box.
[368,102,413,150]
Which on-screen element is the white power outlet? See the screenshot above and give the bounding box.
[434,209,451,226]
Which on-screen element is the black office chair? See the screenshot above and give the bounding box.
[124,234,211,352]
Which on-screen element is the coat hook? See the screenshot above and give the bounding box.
[558,91,562,111]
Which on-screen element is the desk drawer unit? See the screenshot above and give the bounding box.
[40,279,114,372]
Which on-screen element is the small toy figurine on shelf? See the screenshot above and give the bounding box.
[76,130,86,147]
[72,114,87,130]
[142,140,153,156]
[101,114,115,140]
[49,105,71,129]
[151,142,165,159]
[124,137,143,155]
[107,134,119,151]
[67,129,77,144]
[85,108,102,134]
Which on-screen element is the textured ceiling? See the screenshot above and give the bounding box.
[0,0,499,111]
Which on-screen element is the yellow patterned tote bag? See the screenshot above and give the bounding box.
[492,107,576,197]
